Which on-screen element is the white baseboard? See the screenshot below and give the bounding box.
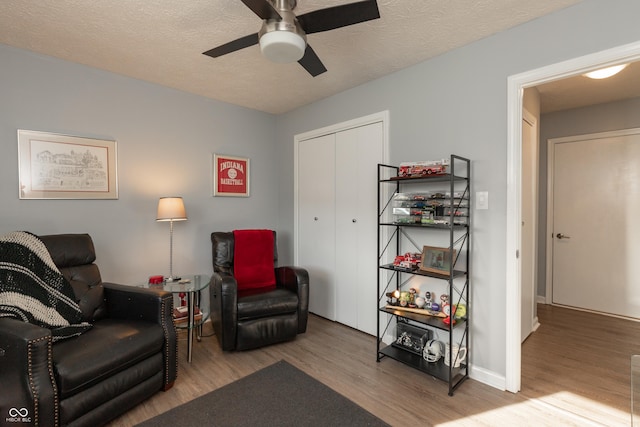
[532,316,540,332]
[469,364,506,391]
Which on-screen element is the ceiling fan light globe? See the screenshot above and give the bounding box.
[259,31,305,63]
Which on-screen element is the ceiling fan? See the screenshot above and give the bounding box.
[203,0,380,77]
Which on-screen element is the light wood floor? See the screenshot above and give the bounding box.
[108,305,640,426]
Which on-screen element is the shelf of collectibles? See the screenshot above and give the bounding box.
[376,155,470,396]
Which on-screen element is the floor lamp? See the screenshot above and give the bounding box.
[156,197,187,282]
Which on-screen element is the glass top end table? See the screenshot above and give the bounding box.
[139,274,210,363]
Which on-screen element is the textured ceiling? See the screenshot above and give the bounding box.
[0,0,586,114]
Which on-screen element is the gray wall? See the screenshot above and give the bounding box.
[275,0,640,382]
[1,44,279,284]
[537,96,640,297]
[3,0,640,389]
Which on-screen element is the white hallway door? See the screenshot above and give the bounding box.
[297,117,386,335]
[549,128,640,318]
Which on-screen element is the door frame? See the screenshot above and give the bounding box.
[506,41,640,393]
[521,108,540,341]
[293,111,390,266]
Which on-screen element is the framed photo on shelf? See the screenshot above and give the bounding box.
[420,245,456,275]
[212,154,250,197]
[18,130,118,200]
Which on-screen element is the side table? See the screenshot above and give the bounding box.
[139,274,210,363]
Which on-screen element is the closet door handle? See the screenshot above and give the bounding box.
[352,219,357,223]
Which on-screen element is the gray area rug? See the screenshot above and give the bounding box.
[136,360,390,427]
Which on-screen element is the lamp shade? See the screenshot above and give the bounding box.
[156,197,187,221]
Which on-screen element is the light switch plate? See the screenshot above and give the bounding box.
[476,191,488,210]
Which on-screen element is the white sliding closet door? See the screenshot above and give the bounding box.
[299,134,336,320]
[335,123,383,335]
[297,117,385,335]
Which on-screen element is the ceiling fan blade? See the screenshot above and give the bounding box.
[298,44,327,77]
[297,0,380,35]
[203,33,259,58]
[240,0,282,20]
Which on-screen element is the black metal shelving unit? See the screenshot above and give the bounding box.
[376,155,471,396]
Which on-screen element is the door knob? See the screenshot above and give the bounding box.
[314,217,318,221]
[556,233,571,239]
[352,219,357,223]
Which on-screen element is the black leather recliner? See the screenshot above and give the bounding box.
[209,231,309,351]
[0,234,177,427]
